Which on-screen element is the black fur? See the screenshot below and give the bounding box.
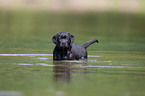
[52,32,98,60]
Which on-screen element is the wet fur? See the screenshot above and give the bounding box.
[52,32,98,60]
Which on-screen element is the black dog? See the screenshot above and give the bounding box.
[52,32,98,60]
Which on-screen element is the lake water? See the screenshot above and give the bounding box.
[0,52,145,96]
[0,11,145,96]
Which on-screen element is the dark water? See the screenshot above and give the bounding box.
[0,11,145,96]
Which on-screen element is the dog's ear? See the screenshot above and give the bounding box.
[68,32,74,44]
[52,35,57,44]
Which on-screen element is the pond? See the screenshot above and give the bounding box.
[0,52,145,96]
[0,11,145,96]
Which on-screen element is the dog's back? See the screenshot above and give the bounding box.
[71,39,98,60]
[71,44,87,60]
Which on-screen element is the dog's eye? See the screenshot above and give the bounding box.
[60,36,63,39]
[61,35,67,39]
[63,35,67,39]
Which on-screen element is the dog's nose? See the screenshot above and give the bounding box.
[62,40,66,44]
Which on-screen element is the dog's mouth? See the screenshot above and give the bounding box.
[59,43,68,48]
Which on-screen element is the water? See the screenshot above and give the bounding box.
[0,11,145,96]
[0,52,145,96]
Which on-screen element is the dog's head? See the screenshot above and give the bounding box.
[52,32,74,48]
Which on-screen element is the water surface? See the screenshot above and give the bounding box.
[0,52,145,96]
[0,11,145,96]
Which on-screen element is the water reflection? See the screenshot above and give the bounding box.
[53,61,87,83]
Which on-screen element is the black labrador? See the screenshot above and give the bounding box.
[52,32,98,60]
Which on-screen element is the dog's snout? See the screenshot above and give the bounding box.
[62,40,66,44]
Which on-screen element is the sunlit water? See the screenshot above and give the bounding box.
[0,53,145,96]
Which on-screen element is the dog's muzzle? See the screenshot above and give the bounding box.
[59,40,68,48]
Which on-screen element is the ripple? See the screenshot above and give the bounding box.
[88,55,101,57]
[37,57,49,60]
[0,54,53,56]
[0,91,23,96]
[18,63,54,66]
[83,65,142,68]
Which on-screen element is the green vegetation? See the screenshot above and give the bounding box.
[0,10,145,53]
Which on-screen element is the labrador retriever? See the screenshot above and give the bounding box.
[52,32,98,60]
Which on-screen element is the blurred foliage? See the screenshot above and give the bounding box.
[0,10,145,53]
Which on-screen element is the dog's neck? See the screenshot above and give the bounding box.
[55,45,72,60]
[56,45,72,51]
